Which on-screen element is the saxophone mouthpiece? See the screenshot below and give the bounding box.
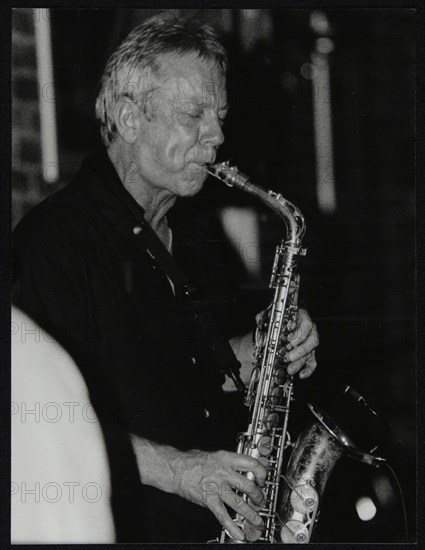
[205,163,216,176]
[205,161,250,189]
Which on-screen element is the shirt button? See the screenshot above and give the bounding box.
[133,225,143,235]
[203,408,210,418]
[191,356,197,365]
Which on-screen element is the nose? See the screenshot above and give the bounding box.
[200,112,224,148]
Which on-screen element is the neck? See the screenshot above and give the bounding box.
[107,145,176,233]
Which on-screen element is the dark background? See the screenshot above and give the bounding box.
[13,8,416,543]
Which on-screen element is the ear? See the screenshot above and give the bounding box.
[114,98,140,144]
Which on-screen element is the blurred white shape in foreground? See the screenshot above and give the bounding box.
[11,307,115,543]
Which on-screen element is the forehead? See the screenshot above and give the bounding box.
[154,52,227,107]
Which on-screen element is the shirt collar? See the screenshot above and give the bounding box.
[74,148,191,242]
[76,148,148,231]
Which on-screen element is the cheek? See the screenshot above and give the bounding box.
[164,143,184,166]
[164,129,198,168]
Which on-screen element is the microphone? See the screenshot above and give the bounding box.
[344,385,366,404]
[343,385,386,422]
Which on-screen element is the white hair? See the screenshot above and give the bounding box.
[95,12,227,147]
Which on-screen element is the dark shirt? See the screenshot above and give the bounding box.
[12,150,245,542]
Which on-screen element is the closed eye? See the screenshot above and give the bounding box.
[180,112,202,121]
[218,107,229,125]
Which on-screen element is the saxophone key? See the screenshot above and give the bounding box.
[264,479,280,487]
[273,367,287,384]
[265,412,280,430]
[271,404,290,412]
[280,520,310,544]
[258,512,277,520]
[257,435,274,456]
[289,484,319,514]
[271,386,283,405]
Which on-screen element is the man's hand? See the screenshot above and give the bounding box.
[228,308,319,391]
[174,449,267,541]
[281,307,319,379]
[130,436,267,542]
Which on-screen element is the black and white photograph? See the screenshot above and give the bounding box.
[9,6,417,545]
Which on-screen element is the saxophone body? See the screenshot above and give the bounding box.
[206,162,385,544]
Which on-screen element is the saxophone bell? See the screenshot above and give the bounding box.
[308,403,386,467]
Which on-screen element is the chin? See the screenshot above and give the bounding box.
[178,168,207,196]
[180,179,205,197]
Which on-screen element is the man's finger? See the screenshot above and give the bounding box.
[287,351,317,376]
[287,311,316,349]
[223,489,264,531]
[232,455,267,487]
[231,473,265,507]
[286,319,297,332]
[209,497,246,542]
[286,356,306,375]
[285,330,319,365]
[299,353,317,379]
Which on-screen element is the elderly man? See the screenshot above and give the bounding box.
[13,12,318,542]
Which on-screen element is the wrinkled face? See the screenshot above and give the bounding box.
[133,52,228,197]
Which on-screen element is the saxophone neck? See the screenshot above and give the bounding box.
[206,161,306,247]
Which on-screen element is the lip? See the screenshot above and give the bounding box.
[192,163,209,174]
[190,162,213,172]
[192,156,216,166]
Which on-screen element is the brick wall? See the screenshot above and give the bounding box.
[12,8,63,229]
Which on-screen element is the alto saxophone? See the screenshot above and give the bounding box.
[206,162,386,544]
